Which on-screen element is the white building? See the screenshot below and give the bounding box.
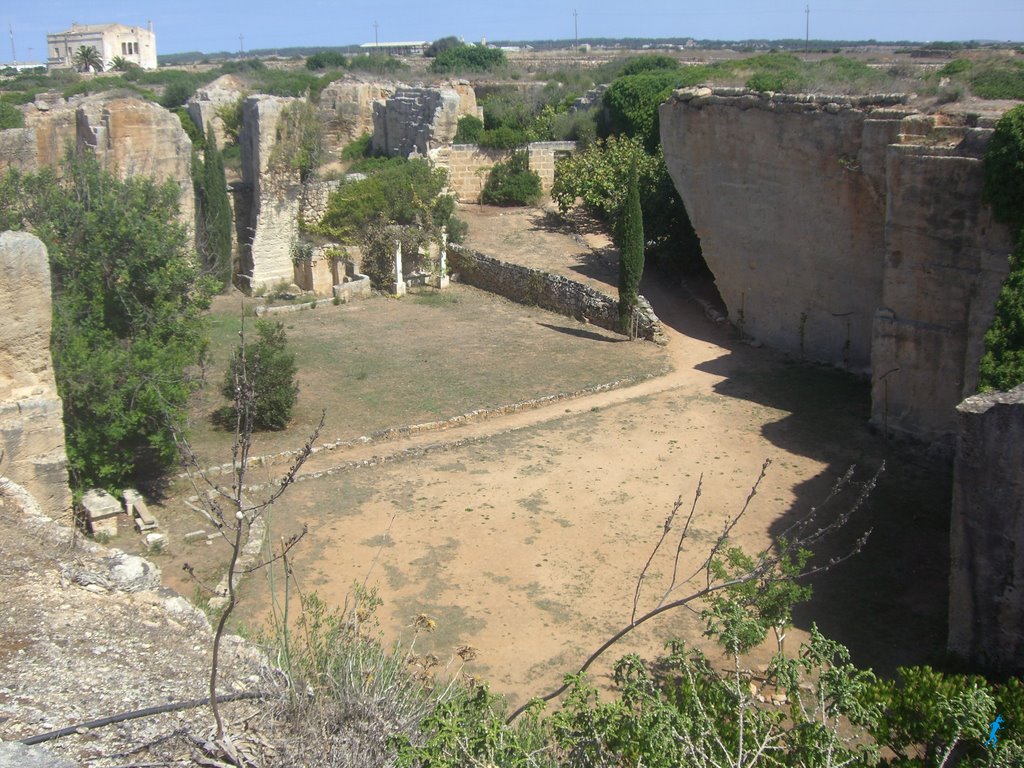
[47,22,157,71]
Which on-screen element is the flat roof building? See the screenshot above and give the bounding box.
[48,22,157,71]
[359,41,428,56]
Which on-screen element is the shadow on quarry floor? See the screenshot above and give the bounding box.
[695,350,951,676]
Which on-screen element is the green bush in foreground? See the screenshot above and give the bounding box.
[481,151,542,207]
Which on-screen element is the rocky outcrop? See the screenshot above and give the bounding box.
[186,73,246,148]
[238,95,302,292]
[0,232,71,518]
[372,82,482,157]
[660,87,1015,443]
[317,77,395,148]
[948,384,1024,674]
[9,95,195,235]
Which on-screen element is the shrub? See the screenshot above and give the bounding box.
[0,152,215,491]
[430,45,506,74]
[481,151,542,207]
[340,132,373,162]
[160,79,197,108]
[602,71,685,151]
[979,104,1024,391]
[453,114,484,144]
[969,58,1024,101]
[550,110,597,146]
[346,54,406,75]
[620,54,680,76]
[222,319,298,431]
[306,50,349,70]
[0,102,24,129]
[478,125,530,149]
[425,36,463,58]
[215,96,245,146]
[269,100,325,181]
[937,58,973,78]
[174,107,204,149]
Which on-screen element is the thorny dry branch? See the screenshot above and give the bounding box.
[506,458,881,724]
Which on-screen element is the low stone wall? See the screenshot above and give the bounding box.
[449,244,665,343]
[443,141,577,203]
[948,384,1024,674]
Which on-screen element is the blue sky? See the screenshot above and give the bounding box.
[4,1,1022,58]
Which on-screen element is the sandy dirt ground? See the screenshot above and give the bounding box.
[175,204,948,710]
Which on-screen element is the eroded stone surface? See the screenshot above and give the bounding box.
[187,73,246,149]
[0,232,70,518]
[660,88,1015,441]
[949,384,1024,673]
[372,82,482,157]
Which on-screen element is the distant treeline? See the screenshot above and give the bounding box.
[490,37,1020,51]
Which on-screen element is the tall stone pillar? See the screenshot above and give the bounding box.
[948,384,1024,673]
[0,231,72,518]
[437,228,450,289]
[393,240,406,296]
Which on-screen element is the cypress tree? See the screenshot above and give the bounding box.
[198,127,233,287]
[618,163,645,335]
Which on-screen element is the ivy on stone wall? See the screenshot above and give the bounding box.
[979,104,1024,392]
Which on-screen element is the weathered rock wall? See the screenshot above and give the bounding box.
[948,385,1024,673]
[449,245,666,343]
[8,95,195,235]
[372,83,482,157]
[317,78,395,149]
[0,232,71,518]
[661,87,1015,442]
[238,95,302,291]
[186,74,246,149]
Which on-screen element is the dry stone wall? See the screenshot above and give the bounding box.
[0,232,71,518]
[449,245,665,343]
[441,141,577,203]
[660,87,1014,443]
[948,384,1024,674]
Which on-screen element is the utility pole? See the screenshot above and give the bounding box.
[805,5,810,52]
[573,9,578,52]
[239,34,244,56]
[9,24,16,66]
[373,21,379,48]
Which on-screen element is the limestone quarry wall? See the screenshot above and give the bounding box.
[0,232,71,517]
[948,385,1024,674]
[317,78,395,148]
[660,87,1015,442]
[5,95,195,236]
[239,95,302,291]
[186,74,246,149]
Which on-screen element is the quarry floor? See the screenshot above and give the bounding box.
[157,204,950,710]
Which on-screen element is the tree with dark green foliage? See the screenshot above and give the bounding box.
[222,320,298,431]
[619,54,681,76]
[618,164,645,333]
[980,104,1024,392]
[425,36,463,58]
[430,45,506,74]
[194,129,233,287]
[453,114,484,144]
[305,50,348,70]
[481,151,542,207]
[0,151,215,492]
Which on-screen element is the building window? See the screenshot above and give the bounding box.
[54,47,60,57]
[121,42,127,55]
[135,42,140,54]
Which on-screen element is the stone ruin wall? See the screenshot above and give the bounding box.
[186,74,246,149]
[317,78,395,148]
[660,87,1015,444]
[948,385,1024,674]
[0,232,71,518]
[440,141,577,203]
[372,83,482,158]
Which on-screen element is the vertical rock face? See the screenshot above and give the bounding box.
[12,95,195,235]
[948,385,1024,674]
[317,78,395,149]
[186,74,246,149]
[238,95,302,291]
[660,88,1014,442]
[372,83,482,157]
[0,232,71,518]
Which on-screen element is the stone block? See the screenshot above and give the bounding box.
[80,488,121,538]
